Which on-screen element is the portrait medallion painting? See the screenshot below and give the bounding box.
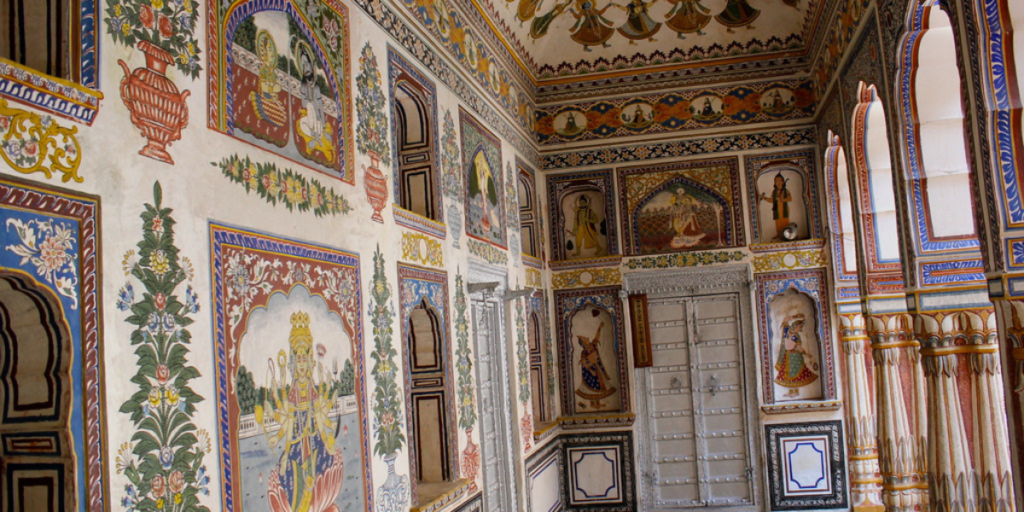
[746,150,821,246]
[755,269,836,405]
[555,287,629,417]
[210,224,370,512]
[618,158,744,256]
[547,170,618,262]
[460,108,507,248]
[208,0,354,182]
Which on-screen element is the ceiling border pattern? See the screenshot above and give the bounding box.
[540,127,816,169]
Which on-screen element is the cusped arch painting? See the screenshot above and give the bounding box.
[209,0,354,183]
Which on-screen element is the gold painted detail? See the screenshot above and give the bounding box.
[467,238,508,266]
[552,267,621,289]
[526,267,543,288]
[624,250,745,270]
[0,99,82,182]
[752,248,826,273]
[401,231,443,267]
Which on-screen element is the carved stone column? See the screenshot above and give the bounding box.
[868,313,928,510]
[838,312,884,511]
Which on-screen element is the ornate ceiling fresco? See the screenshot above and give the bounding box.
[473,0,826,86]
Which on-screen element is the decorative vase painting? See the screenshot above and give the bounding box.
[767,288,823,402]
[118,41,191,164]
[209,0,354,182]
[618,158,745,256]
[210,225,370,512]
[460,108,506,248]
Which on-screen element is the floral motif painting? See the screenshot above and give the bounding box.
[755,269,836,405]
[208,0,354,182]
[210,223,370,512]
[461,108,506,248]
[116,183,210,512]
[555,287,629,418]
[547,170,618,262]
[618,157,745,256]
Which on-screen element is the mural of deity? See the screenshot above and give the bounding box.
[773,313,818,397]
[570,306,620,412]
[255,311,345,512]
[755,168,808,243]
[634,181,726,254]
[616,0,661,44]
[469,150,501,234]
[569,0,615,51]
[670,189,705,249]
[530,0,571,38]
[664,0,711,39]
[561,190,608,258]
[229,11,345,176]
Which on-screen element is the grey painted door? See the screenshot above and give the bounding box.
[472,296,517,512]
[639,292,758,510]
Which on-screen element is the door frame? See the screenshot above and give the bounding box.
[467,259,520,511]
[624,265,764,510]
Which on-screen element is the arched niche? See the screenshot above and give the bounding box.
[898,4,978,251]
[0,273,76,512]
[394,78,440,220]
[766,287,825,403]
[825,132,858,278]
[852,83,903,270]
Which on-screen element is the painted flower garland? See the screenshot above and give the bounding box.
[215,154,352,217]
[115,182,210,512]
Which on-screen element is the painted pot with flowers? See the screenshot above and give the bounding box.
[355,43,392,222]
[105,0,201,164]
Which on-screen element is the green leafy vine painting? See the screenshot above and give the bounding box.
[454,272,476,430]
[115,182,210,512]
[355,43,392,166]
[370,245,405,457]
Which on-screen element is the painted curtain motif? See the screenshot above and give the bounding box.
[210,224,370,512]
[555,287,629,417]
[460,108,507,248]
[618,157,745,256]
[0,178,105,512]
[746,149,821,245]
[208,0,354,183]
[547,170,618,261]
[755,269,836,405]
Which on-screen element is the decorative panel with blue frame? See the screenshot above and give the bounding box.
[561,431,635,511]
[765,421,848,510]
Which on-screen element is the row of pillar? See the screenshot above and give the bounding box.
[839,307,1015,511]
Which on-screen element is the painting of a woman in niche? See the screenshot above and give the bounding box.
[468,150,501,235]
[570,306,620,412]
[235,287,366,511]
[774,313,818,398]
[756,168,808,243]
[768,288,823,402]
[561,190,608,258]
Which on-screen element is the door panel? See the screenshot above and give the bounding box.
[641,292,757,510]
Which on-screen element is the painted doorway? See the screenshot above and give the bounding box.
[628,267,761,510]
[468,263,519,512]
